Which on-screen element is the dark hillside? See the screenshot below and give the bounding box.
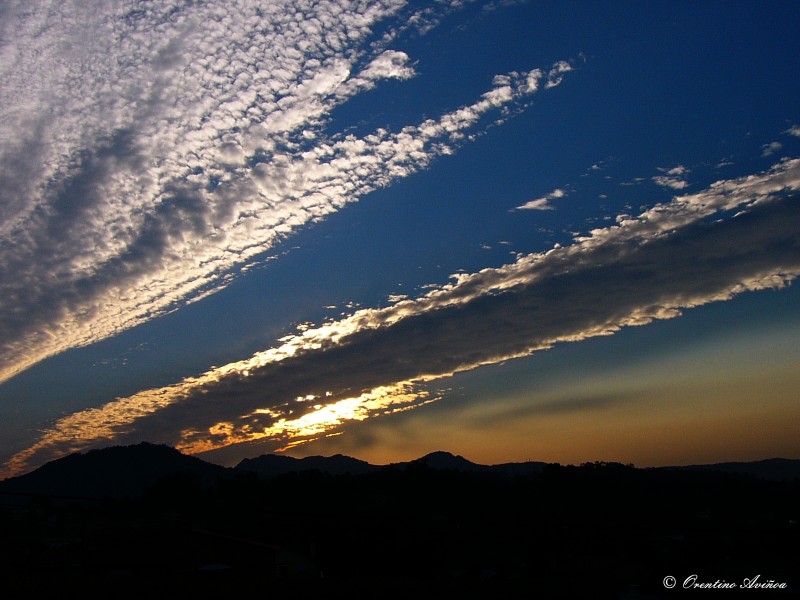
[1,447,798,598]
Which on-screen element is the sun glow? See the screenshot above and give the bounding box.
[176,382,436,455]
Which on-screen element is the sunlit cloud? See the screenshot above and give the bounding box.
[514,188,566,211]
[178,382,438,455]
[4,157,798,477]
[0,0,577,385]
[762,141,783,157]
[652,165,690,190]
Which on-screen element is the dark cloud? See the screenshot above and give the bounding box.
[0,128,146,349]
[465,393,642,427]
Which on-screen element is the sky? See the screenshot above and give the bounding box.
[1,0,799,477]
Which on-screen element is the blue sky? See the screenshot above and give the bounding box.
[1,0,799,476]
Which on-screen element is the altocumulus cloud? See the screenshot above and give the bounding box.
[0,0,575,384]
[5,157,799,476]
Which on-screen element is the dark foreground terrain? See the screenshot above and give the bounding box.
[1,444,798,599]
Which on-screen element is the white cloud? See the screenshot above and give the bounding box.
[0,0,576,384]
[545,60,573,88]
[787,125,800,137]
[652,177,689,190]
[653,165,690,190]
[621,177,645,186]
[515,198,554,211]
[515,188,566,211]
[762,141,783,157]
[6,157,799,476]
[360,50,416,81]
[664,165,687,176]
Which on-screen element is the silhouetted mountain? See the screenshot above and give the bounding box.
[488,459,548,476]
[236,453,377,478]
[2,445,799,597]
[385,451,548,475]
[660,457,800,481]
[405,451,485,472]
[0,442,230,499]
[6,444,798,503]
[235,450,544,479]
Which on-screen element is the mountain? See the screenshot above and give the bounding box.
[0,442,230,499]
[3,443,798,503]
[235,453,377,478]
[660,457,800,482]
[385,451,548,475]
[3,445,798,597]
[236,450,488,477]
[489,460,549,476]
[404,451,486,472]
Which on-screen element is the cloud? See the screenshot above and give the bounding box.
[544,60,573,89]
[5,157,799,477]
[652,165,690,190]
[762,141,783,157]
[787,125,800,138]
[357,50,416,82]
[464,392,641,427]
[515,188,566,211]
[0,0,577,384]
[621,177,645,187]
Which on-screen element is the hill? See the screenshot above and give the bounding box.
[236,452,378,478]
[1,444,799,597]
[660,457,800,481]
[3,444,798,499]
[0,442,230,499]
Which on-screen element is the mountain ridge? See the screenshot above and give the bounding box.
[236,452,378,478]
[0,442,229,499]
[2,443,799,500]
[2,443,799,596]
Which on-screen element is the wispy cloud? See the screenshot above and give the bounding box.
[514,188,566,211]
[6,158,799,477]
[787,125,800,138]
[0,1,577,384]
[762,141,784,157]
